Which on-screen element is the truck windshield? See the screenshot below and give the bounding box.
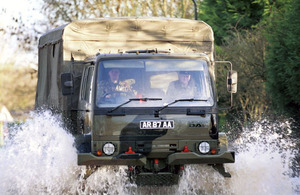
[96,59,214,108]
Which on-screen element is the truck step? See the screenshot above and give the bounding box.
[134,172,179,186]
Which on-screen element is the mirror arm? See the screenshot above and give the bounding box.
[230,91,233,108]
[215,61,233,72]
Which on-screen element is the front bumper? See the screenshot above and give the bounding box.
[78,151,235,166]
[167,151,235,165]
[78,153,147,166]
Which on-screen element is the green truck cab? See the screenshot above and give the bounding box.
[35,18,237,185]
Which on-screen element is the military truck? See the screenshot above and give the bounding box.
[35,17,237,185]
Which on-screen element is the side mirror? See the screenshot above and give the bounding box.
[61,73,74,95]
[227,70,238,93]
[215,61,238,109]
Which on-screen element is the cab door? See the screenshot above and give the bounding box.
[78,65,94,134]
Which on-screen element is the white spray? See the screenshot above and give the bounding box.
[0,111,299,194]
[0,111,79,194]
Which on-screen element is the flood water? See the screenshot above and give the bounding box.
[0,110,299,194]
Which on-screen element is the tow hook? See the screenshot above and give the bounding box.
[212,164,231,177]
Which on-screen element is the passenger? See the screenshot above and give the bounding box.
[98,68,136,100]
[166,71,198,99]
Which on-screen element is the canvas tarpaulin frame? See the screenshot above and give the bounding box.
[36,17,215,111]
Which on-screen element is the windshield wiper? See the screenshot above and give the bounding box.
[108,97,162,114]
[154,98,207,117]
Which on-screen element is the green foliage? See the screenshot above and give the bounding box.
[199,0,265,45]
[216,29,271,124]
[265,0,300,116]
[199,0,295,125]
[198,0,288,45]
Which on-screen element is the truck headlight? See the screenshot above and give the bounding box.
[198,142,210,154]
[102,143,115,155]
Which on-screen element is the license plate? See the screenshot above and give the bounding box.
[140,120,174,129]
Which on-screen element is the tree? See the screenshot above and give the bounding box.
[198,0,290,126]
[198,0,288,45]
[42,0,197,27]
[265,0,300,117]
[199,0,266,45]
[6,0,198,53]
[216,29,270,125]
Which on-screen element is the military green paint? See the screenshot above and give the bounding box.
[36,17,236,182]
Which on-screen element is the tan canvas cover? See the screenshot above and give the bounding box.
[36,17,214,110]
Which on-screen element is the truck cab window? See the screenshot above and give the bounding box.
[96,59,214,108]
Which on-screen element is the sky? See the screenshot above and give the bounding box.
[0,0,44,69]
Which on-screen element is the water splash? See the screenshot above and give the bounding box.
[0,111,135,195]
[226,119,298,195]
[0,111,299,194]
[0,111,79,194]
[177,119,300,195]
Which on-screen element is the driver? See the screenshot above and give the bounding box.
[98,68,136,100]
